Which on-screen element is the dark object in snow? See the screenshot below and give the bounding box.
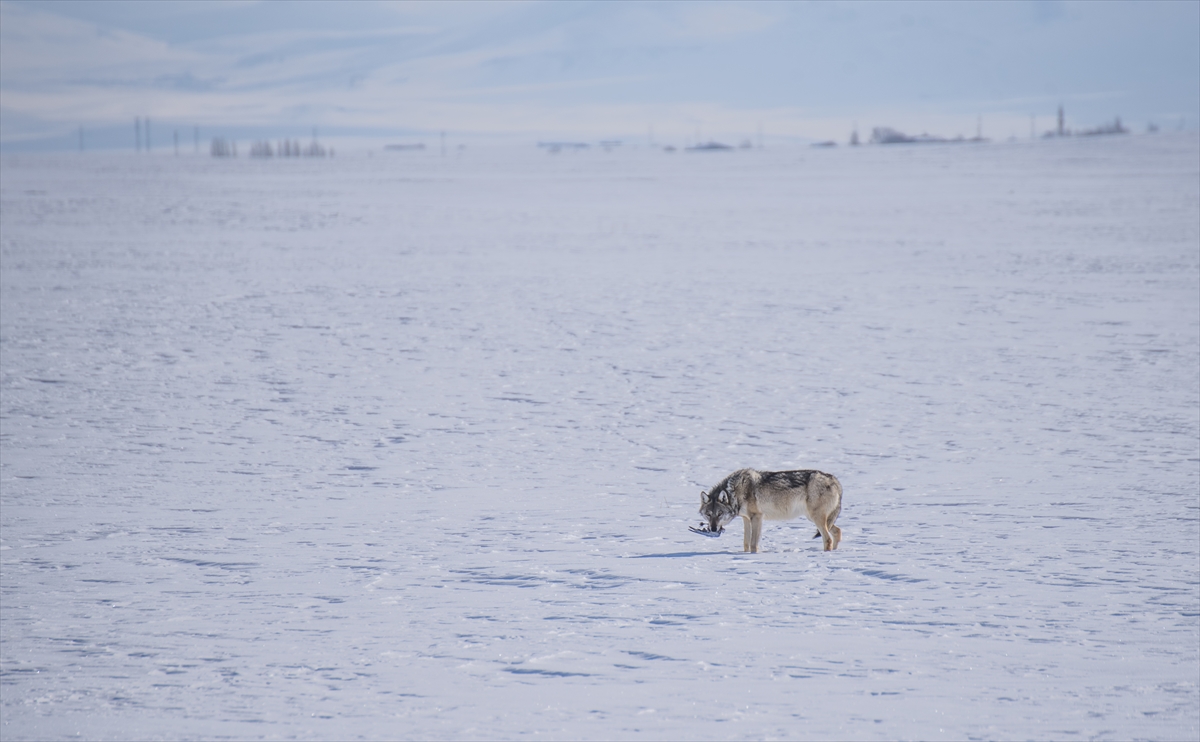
[689,524,724,537]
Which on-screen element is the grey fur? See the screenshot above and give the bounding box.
[698,468,843,553]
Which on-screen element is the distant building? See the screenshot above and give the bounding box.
[870,127,948,144]
[870,127,985,145]
[1078,118,1129,137]
[1042,107,1127,138]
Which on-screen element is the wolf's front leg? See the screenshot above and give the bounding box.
[749,513,763,553]
[741,515,752,552]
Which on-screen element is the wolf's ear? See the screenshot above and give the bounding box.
[700,490,710,503]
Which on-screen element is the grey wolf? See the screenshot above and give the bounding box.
[695,469,843,552]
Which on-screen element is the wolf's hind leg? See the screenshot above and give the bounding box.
[742,516,752,552]
[822,514,841,551]
[815,523,832,551]
[827,502,842,550]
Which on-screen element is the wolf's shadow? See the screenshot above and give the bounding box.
[629,551,745,558]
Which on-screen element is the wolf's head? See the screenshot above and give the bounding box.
[699,486,739,532]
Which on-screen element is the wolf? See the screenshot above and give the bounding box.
[696,469,842,552]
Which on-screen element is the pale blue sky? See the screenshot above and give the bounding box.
[2,0,1197,149]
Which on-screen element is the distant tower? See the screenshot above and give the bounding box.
[1057,105,1065,136]
[849,123,860,146]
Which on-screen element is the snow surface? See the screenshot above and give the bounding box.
[2,135,1198,741]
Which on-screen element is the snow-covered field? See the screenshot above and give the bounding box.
[2,134,1198,741]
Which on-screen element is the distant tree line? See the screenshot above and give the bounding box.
[248,139,330,158]
[208,137,333,158]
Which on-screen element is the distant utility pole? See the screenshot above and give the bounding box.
[174,130,179,156]
[135,117,141,152]
[1057,105,1065,136]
